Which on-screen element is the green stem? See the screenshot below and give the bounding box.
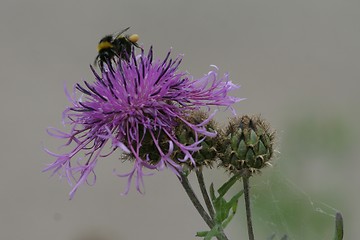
[196,168,215,219]
[179,172,214,228]
[333,212,344,240]
[178,172,229,240]
[242,170,255,240]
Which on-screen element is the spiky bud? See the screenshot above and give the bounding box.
[174,111,220,169]
[219,115,275,176]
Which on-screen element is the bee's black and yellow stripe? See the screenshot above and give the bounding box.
[94,28,141,69]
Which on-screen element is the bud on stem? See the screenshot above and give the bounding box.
[219,115,275,176]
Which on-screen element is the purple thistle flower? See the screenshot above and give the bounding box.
[44,47,241,199]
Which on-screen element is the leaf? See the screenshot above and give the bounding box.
[196,231,209,237]
[221,209,235,229]
[221,190,243,229]
[214,197,227,222]
[197,225,221,240]
[333,212,344,240]
[210,183,216,201]
[226,190,243,211]
[216,174,241,200]
[213,189,243,227]
[204,225,221,240]
[209,176,243,229]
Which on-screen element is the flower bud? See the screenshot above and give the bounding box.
[175,111,220,169]
[219,115,275,175]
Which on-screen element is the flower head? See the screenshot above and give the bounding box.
[219,115,275,176]
[44,47,241,198]
[173,111,221,170]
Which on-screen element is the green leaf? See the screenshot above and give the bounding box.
[221,190,242,215]
[204,225,221,240]
[196,225,221,240]
[209,183,216,201]
[226,190,243,210]
[196,231,209,237]
[217,174,241,200]
[213,190,243,226]
[209,176,242,228]
[214,197,227,222]
[333,212,344,240]
[221,209,235,229]
[221,190,243,228]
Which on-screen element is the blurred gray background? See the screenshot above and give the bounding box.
[1,0,359,239]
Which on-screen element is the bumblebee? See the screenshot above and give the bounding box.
[94,27,140,69]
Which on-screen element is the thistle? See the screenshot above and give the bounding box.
[174,111,221,170]
[219,115,275,176]
[44,47,241,198]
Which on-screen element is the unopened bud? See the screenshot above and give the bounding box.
[219,115,275,175]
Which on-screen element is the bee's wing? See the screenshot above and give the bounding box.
[114,27,131,39]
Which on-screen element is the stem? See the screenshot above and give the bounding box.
[179,172,214,228]
[242,170,255,240]
[196,168,215,219]
[178,172,229,240]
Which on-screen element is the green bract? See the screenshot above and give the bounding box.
[219,115,275,175]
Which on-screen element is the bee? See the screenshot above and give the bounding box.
[94,27,140,69]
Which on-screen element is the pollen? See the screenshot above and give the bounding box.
[128,34,140,43]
